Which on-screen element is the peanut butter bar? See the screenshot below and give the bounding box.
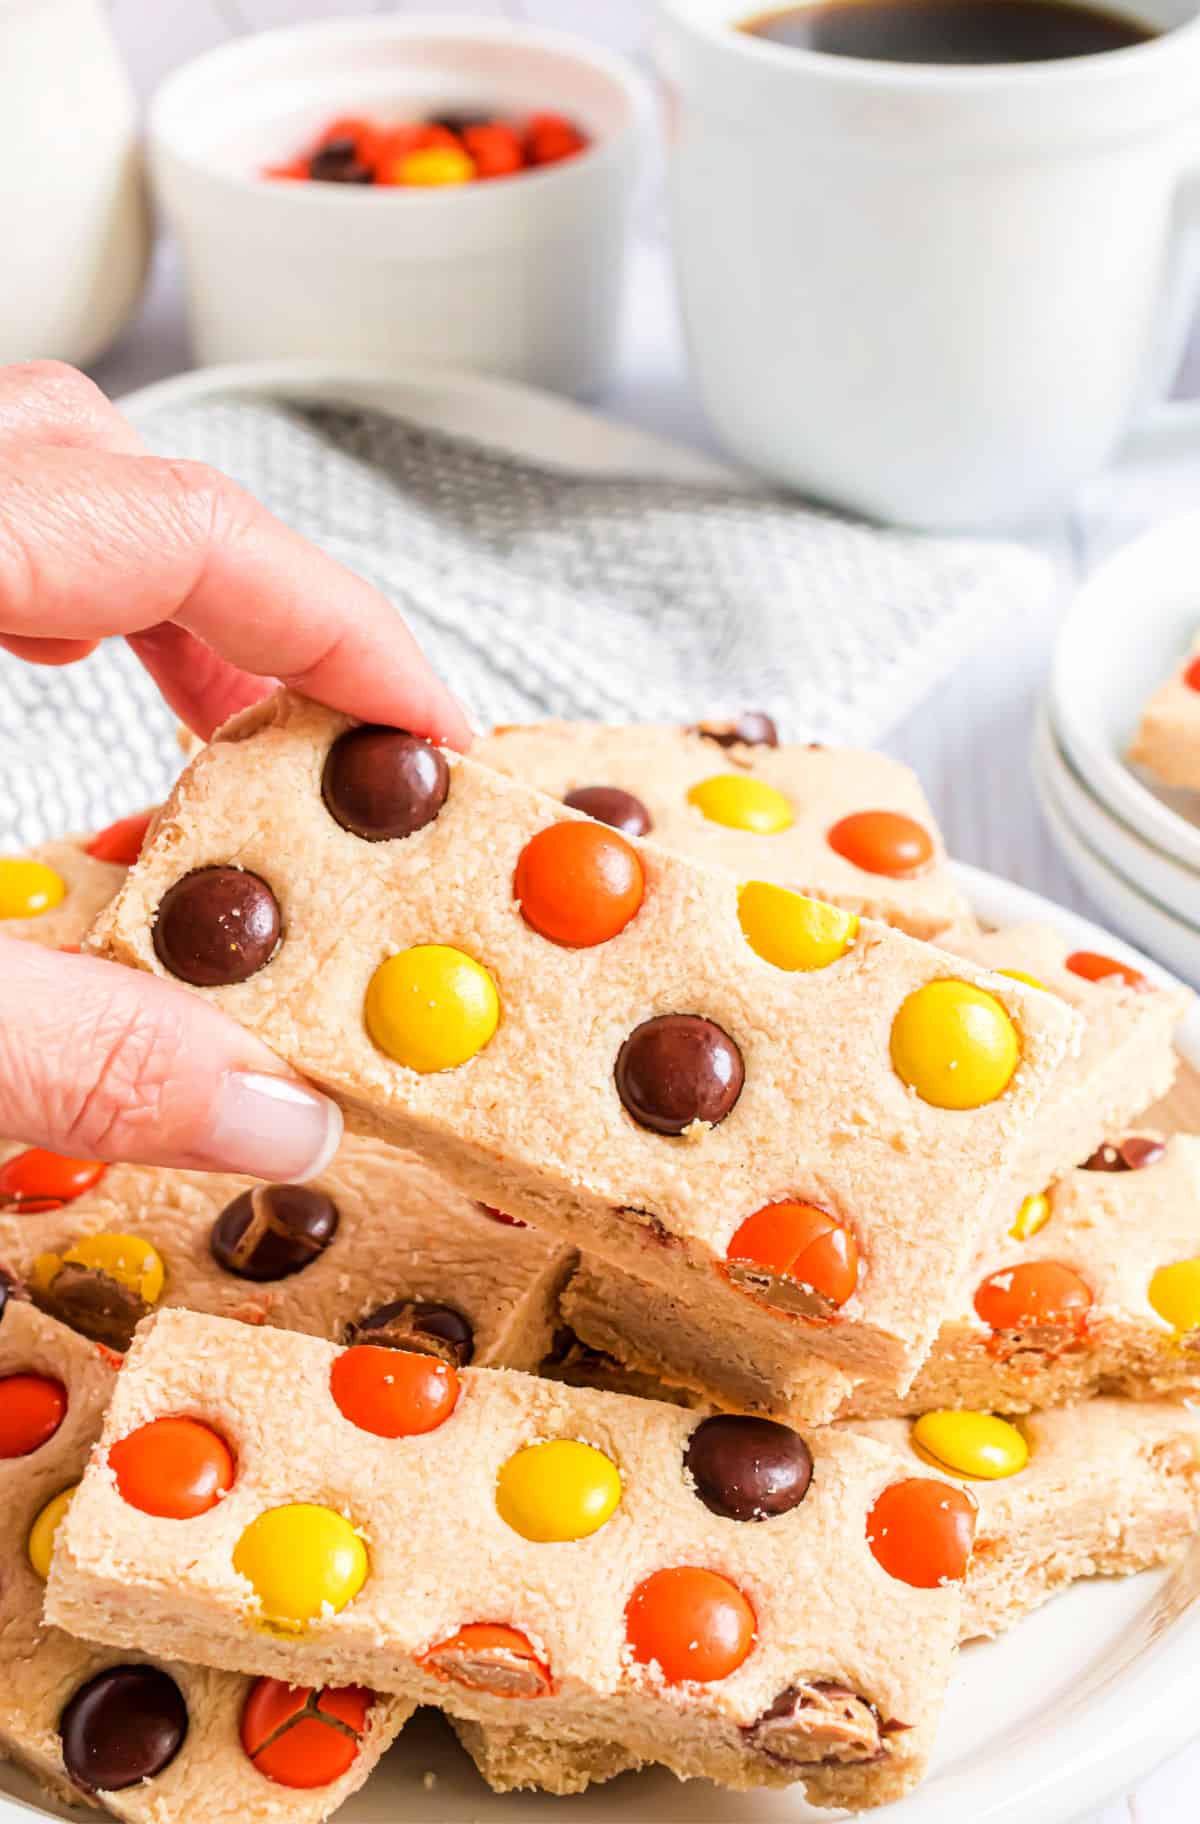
[88,692,1082,1390]
[451,1718,643,1796]
[49,1308,964,1808]
[838,1131,1200,1417]
[1130,634,1200,790]
[849,1400,1200,1640]
[941,922,1187,1196]
[476,716,969,938]
[558,1252,857,1424]
[0,833,130,948]
[0,1136,568,1365]
[0,1292,410,1821]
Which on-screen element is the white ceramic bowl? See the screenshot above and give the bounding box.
[147,17,651,394]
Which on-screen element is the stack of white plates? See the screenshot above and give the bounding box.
[1041,510,1200,986]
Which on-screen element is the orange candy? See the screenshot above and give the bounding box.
[1186,656,1200,693]
[330,1345,459,1439]
[826,810,934,878]
[464,122,525,179]
[973,1260,1093,1336]
[515,821,644,948]
[419,1622,554,1697]
[867,1478,976,1587]
[0,1148,106,1212]
[525,111,588,166]
[0,1374,67,1459]
[109,1416,235,1519]
[241,1679,373,1789]
[726,1201,859,1309]
[625,1567,755,1684]
[1065,950,1149,991]
[85,809,156,867]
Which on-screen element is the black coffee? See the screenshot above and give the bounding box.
[740,0,1156,62]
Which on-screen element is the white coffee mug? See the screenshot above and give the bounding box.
[0,0,149,367]
[657,0,1200,528]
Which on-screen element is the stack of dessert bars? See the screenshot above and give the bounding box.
[2,703,1198,1822]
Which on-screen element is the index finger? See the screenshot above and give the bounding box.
[0,445,471,749]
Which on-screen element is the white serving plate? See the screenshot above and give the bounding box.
[1050,505,1200,873]
[1033,704,1200,929]
[3,361,1189,1822]
[2,861,1199,1824]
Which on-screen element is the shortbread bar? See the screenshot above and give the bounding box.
[456,1399,1200,1798]
[838,1131,1200,1417]
[0,1135,568,1363]
[850,1400,1200,1639]
[1130,634,1200,790]
[558,1252,856,1424]
[89,692,1081,1388]
[49,1308,964,1808]
[0,1292,410,1821]
[942,922,1187,1196]
[476,717,969,938]
[452,1719,643,1796]
[0,828,135,948]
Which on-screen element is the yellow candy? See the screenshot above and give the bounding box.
[738,881,858,972]
[0,858,66,921]
[496,1439,622,1543]
[233,1504,367,1631]
[1148,1258,1200,1335]
[27,1485,76,1581]
[686,775,793,835]
[1011,1191,1051,1242]
[912,1411,1028,1481]
[997,968,1047,992]
[889,979,1020,1110]
[396,146,475,186]
[365,945,499,1073]
[32,1234,165,1305]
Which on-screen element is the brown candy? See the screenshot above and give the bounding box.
[309,140,374,183]
[346,1298,474,1367]
[153,867,280,987]
[746,1682,885,1767]
[60,1665,188,1793]
[615,1014,744,1136]
[210,1185,339,1282]
[692,711,779,749]
[33,1262,148,1352]
[562,785,652,838]
[1081,1136,1166,1173]
[684,1414,814,1521]
[321,726,449,841]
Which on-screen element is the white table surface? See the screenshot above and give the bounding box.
[82,5,1200,1821]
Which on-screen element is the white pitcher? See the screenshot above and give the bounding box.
[0,0,149,366]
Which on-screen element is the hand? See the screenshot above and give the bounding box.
[0,361,469,1181]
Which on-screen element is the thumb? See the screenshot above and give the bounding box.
[0,939,342,1180]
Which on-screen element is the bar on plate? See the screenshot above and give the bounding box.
[0,1293,410,1822]
[48,1308,965,1808]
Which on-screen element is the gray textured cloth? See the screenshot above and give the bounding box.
[0,393,1049,846]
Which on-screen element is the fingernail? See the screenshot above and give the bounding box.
[199,1073,343,1181]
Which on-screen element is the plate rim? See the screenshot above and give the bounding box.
[1033,705,1200,928]
[1049,507,1200,873]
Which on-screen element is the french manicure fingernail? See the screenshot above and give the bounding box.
[199,1072,343,1181]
